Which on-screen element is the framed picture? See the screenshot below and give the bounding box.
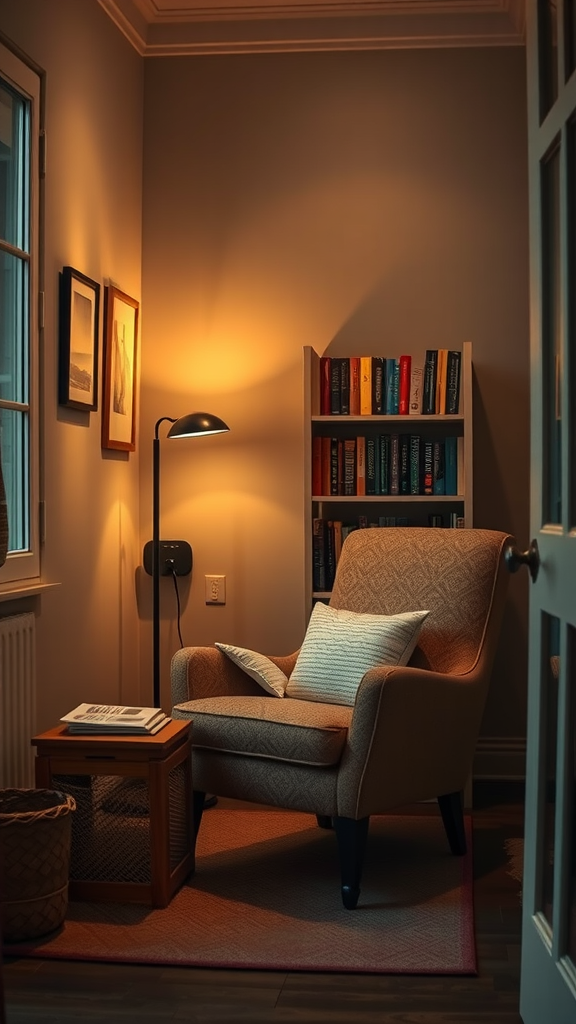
[58,266,100,410]
[101,285,139,451]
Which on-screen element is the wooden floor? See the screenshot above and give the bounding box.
[1,781,525,1024]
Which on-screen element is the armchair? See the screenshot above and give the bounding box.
[171,527,512,908]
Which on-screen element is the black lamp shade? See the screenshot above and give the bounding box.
[167,412,229,438]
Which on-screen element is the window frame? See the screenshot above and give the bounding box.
[0,40,41,586]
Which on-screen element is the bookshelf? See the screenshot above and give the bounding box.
[304,342,473,607]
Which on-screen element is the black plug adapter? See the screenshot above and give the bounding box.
[143,540,192,577]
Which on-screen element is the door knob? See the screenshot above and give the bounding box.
[505,538,540,582]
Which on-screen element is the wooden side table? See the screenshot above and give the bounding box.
[32,719,194,908]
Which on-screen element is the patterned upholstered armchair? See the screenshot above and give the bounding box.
[171,527,512,908]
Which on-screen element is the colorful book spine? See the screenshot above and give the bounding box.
[435,348,448,415]
[409,434,421,494]
[330,359,341,415]
[366,436,377,495]
[371,357,384,414]
[433,439,445,495]
[312,518,326,591]
[344,439,356,495]
[349,357,361,415]
[446,350,461,414]
[330,438,339,495]
[390,433,400,495]
[398,355,412,415]
[312,435,322,495]
[409,358,424,414]
[321,436,331,495]
[399,434,410,495]
[356,435,366,495]
[379,433,390,495]
[385,358,399,414]
[423,439,433,495]
[444,436,458,494]
[338,358,350,415]
[360,358,372,415]
[422,350,438,415]
[320,356,331,415]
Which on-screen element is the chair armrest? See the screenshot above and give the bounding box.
[337,663,486,817]
[170,646,299,705]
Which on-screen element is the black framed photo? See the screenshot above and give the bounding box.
[58,266,100,410]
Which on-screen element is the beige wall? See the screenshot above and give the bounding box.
[1,0,144,729]
[141,47,530,745]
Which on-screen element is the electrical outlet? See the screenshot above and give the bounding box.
[205,574,226,604]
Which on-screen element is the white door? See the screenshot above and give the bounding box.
[518,2,576,1021]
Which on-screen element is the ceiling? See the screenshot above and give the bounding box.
[97,0,526,56]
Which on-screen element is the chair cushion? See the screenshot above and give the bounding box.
[285,602,429,706]
[214,642,288,696]
[173,695,351,766]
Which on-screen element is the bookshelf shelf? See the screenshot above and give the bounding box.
[304,342,473,608]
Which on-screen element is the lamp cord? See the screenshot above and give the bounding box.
[170,568,185,648]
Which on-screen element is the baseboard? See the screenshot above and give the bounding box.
[473,736,526,780]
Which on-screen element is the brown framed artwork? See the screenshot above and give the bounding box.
[58,266,100,411]
[102,285,139,451]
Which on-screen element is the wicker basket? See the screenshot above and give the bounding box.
[0,788,76,943]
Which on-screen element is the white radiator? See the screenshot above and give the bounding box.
[0,612,36,788]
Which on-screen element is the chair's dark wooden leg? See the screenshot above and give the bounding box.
[438,790,466,855]
[316,814,333,829]
[192,789,206,841]
[333,815,370,909]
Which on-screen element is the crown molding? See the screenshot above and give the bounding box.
[98,0,526,55]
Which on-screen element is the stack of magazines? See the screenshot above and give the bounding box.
[61,703,170,735]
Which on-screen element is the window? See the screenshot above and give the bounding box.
[0,42,40,584]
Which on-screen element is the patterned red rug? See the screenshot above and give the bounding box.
[4,808,476,974]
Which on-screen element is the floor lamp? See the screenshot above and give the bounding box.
[151,412,230,709]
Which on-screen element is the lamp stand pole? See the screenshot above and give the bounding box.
[152,416,175,708]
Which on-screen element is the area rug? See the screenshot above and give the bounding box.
[4,808,476,974]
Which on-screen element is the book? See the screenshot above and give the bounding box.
[444,435,458,494]
[399,434,410,495]
[409,355,425,414]
[326,522,337,589]
[366,436,377,495]
[409,434,421,494]
[312,518,327,591]
[312,435,322,496]
[337,357,350,415]
[422,350,438,415]
[379,433,390,495]
[433,439,445,495]
[349,357,361,415]
[321,436,331,495]
[385,358,399,414]
[330,437,339,495]
[320,356,331,415]
[61,704,169,735]
[371,357,384,414]
[343,438,356,495]
[390,433,400,495]
[330,359,341,415]
[423,438,433,495]
[446,350,461,414]
[435,348,448,414]
[398,355,412,415]
[360,357,372,415]
[356,435,366,495]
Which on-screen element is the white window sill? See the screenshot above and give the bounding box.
[0,581,61,602]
